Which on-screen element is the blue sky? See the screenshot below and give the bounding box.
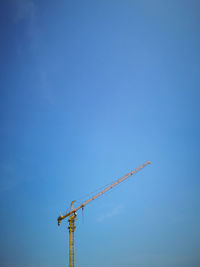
[0,0,200,266]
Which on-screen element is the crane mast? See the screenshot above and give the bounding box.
[57,161,151,267]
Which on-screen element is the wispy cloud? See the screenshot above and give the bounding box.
[96,204,123,223]
[14,0,36,23]
[0,157,33,192]
[0,163,19,192]
[13,1,55,105]
[14,0,38,46]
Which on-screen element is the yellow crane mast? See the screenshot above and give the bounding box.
[57,161,151,267]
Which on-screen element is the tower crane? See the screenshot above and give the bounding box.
[57,161,151,267]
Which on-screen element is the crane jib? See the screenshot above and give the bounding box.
[57,161,151,225]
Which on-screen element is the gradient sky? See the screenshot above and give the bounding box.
[0,1,200,267]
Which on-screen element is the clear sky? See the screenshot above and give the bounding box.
[0,0,200,266]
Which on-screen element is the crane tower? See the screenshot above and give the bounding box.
[57,161,151,267]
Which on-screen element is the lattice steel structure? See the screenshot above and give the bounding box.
[57,161,151,267]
